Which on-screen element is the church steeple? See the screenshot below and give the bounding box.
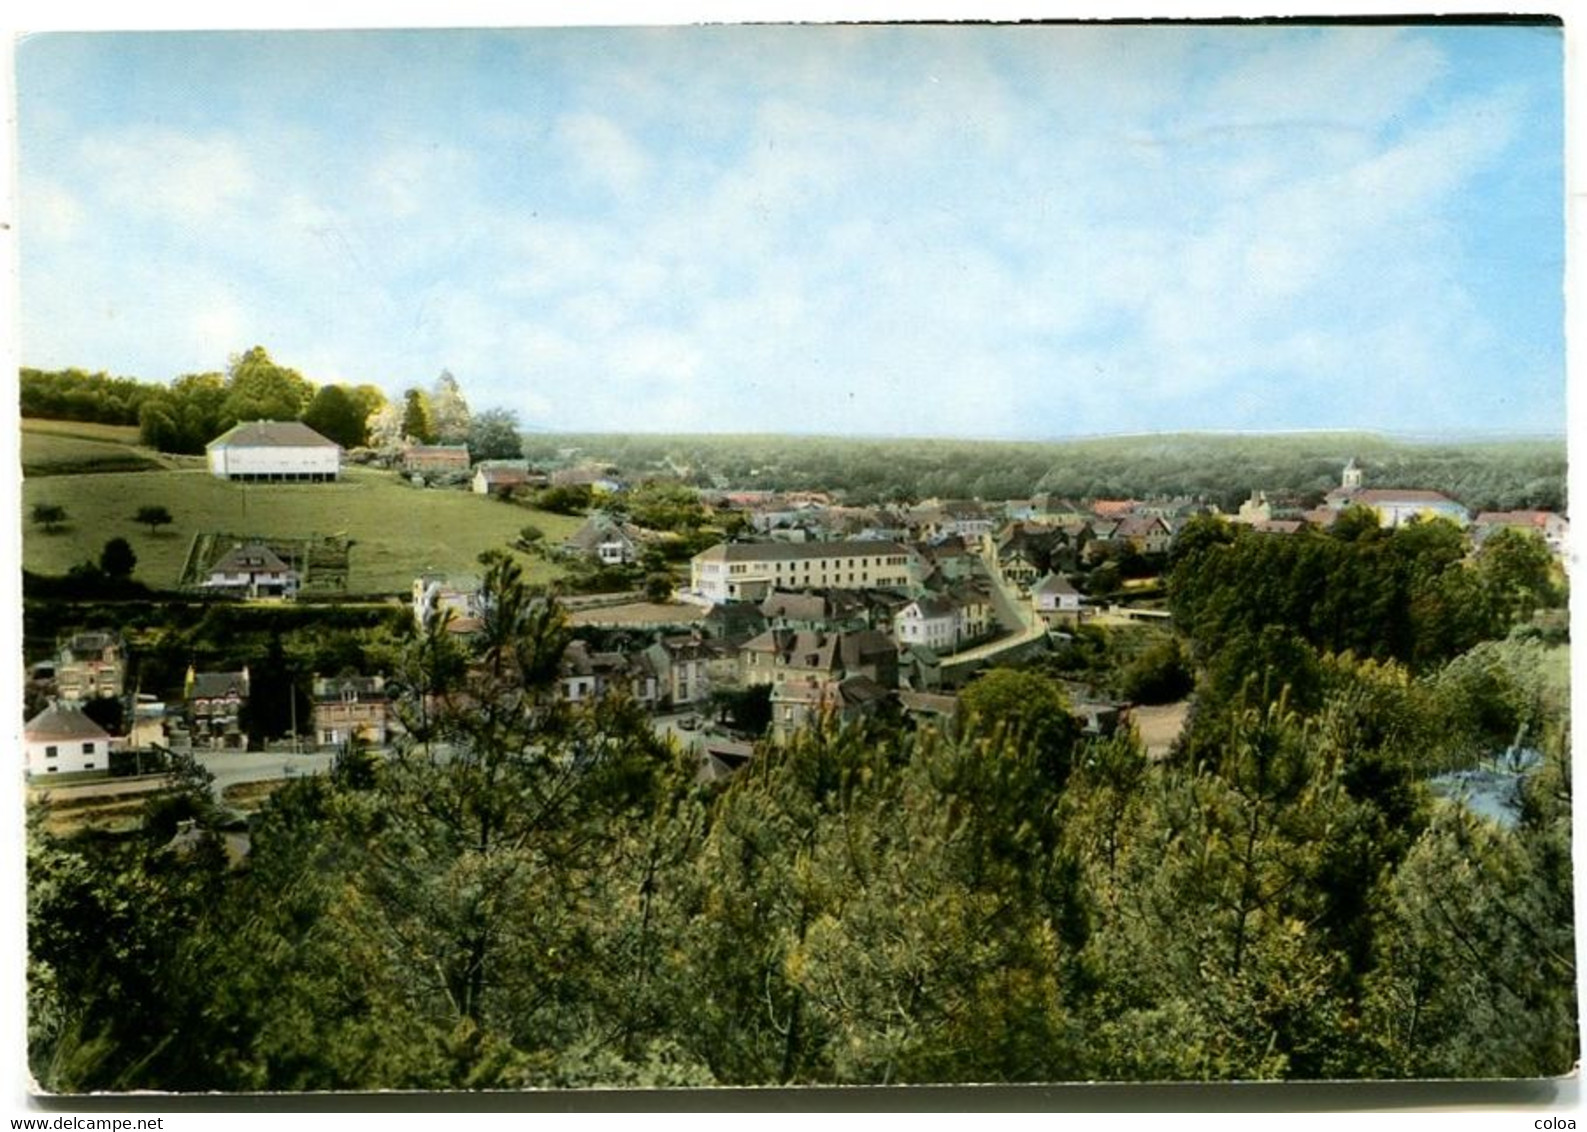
[1342,457,1363,491]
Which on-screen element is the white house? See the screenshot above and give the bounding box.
[203,542,299,598]
[562,513,645,565]
[472,461,538,495]
[25,702,113,777]
[1323,461,1468,529]
[895,595,961,653]
[689,540,912,604]
[1032,573,1084,626]
[207,420,341,482]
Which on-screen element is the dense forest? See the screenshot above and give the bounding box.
[524,430,1567,514]
[28,534,1574,1091]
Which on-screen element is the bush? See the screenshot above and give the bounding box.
[1121,637,1193,704]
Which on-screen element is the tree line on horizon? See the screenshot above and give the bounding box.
[521,431,1567,515]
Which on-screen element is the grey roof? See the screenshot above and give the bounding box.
[208,420,338,450]
[191,671,249,699]
[1034,573,1080,596]
[899,691,959,716]
[742,628,895,672]
[312,674,386,701]
[209,542,292,575]
[908,595,959,619]
[25,702,112,741]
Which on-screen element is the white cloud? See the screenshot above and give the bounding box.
[554,112,650,197]
[78,128,257,225]
[21,177,84,243]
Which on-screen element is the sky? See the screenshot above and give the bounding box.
[12,18,1567,440]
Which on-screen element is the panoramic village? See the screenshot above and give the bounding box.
[22,407,1569,803]
[18,367,1578,1089]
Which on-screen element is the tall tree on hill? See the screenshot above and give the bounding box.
[302,384,368,449]
[31,503,68,534]
[429,370,472,446]
[469,408,523,462]
[138,372,228,454]
[221,347,313,425]
[346,384,389,437]
[134,505,174,535]
[401,388,436,445]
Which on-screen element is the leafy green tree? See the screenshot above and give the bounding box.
[513,524,545,554]
[401,388,436,444]
[708,682,772,735]
[138,372,229,453]
[222,346,313,425]
[29,780,229,1091]
[958,667,1081,786]
[134,504,174,535]
[621,482,707,532]
[468,407,523,461]
[643,572,674,603]
[1476,527,1559,629]
[1120,636,1193,704]
[1361,733,1577,1078]
[32,503,68,533]
[99,537,136,579]
[302,383,368,449]
[536,484,593,515]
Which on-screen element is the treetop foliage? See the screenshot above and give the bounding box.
[28,542,1574,1091]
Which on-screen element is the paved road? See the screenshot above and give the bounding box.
[27,748,336,804]
[197,749,335,798]
[938,551,1048,670]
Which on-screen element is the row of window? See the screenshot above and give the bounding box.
[42,741,97,756]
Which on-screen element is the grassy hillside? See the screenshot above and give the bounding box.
[20,418,174,476]
[21,465,582,595]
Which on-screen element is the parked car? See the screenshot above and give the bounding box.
[678,714,700,731]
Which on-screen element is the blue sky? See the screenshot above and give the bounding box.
[14,21,1566,439]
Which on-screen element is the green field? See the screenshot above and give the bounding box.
[20,418,176,476]
[22,464,582,595]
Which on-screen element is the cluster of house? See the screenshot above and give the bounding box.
[1232,459,1571,568]
[412,554,989,742]
[28,457,1568,781]
[21,627,396,779]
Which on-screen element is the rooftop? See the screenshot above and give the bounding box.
[208,420,339,450]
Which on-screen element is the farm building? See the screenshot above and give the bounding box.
[471,460,543,496]
[207,420,341,482]
[25,701,114,778]
[401,445,470,474]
